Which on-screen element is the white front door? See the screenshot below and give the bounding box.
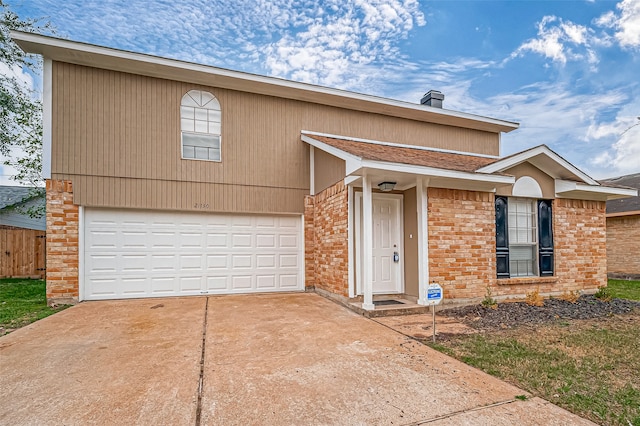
[356,193,403,294]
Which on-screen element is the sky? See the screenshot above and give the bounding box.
[2,0,639,185]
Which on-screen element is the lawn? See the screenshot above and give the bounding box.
[430,279,640,426]
[608,279,640,301]
[0,278,69,335]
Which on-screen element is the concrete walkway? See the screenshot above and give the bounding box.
[0,293,594,425]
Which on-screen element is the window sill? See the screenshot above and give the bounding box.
[496,276,557,286]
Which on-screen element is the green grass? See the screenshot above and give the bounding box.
[430,314,640,425]
[607,279,640,301]
[0,278,69,335]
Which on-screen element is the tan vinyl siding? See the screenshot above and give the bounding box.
[64,175,306,214]
[52,62,501,214]
[495,162,556,199]
[314,149,345,194]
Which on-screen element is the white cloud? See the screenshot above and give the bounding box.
[512,15,599,66]
[606,0,640,49]
[261,0,426,88]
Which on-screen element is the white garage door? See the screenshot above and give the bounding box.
[83,208,303,300]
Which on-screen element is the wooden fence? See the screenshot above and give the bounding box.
[0,228,46,279]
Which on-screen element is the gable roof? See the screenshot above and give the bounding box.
[303,133,637,201]
[303,132,514,193]
[306,134,497,173]
[601,173,640,215]
[11,31,519,134]
[477,145,598,185]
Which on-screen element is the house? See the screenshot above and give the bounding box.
[0,186,46,278]
[0,186,46,231]
[602,173,640,279]
[12,31,636,308]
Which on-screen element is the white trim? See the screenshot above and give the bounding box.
[78,205,85,302]
[344,175,360,186]
[347,185,355,298]
[360,160,515,184]
[477,145,598,185]
[301,130,501,159]
[301,134,362,163]
[42,58,52,179]
[300,213,306,290]
[12,31,519,133]
[555,179,638,199]
[309,146,315,195]
[355,191,405,297]
[416,178,429,305]
[513,176,543,198]
[362,174,374,311]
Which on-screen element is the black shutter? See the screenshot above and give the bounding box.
[538,200,554,276]
[495,196,510,278]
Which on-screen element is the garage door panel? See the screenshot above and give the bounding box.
[179,276,202,292]
[84,209,303,300]
[121,277,148,295]
[179,232,204,248]
[151,277,177,294]
[280,275,299,288]
[256,234,276,248]
[257,275,276,289]
[232,255,252,269]
[151,254,177,272]
[257,255,275,268]
[206,254,228,269]
[279,234,298,248]
[86,230,118,249]
[232,233,252,247]
[206,276,228,291]
[207,233,227,247]
[232,276,252,290]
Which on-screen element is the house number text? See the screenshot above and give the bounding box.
[194,203,210,209]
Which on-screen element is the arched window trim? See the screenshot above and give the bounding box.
[180,90,221,162]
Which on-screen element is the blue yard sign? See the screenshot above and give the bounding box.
[426,283,443,306]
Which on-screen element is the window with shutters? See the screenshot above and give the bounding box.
[180,90,221,161]
[495,196,554,278]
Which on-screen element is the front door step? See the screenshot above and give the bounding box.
[348,296,432,318]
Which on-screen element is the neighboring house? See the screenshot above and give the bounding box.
[13,31,636,308]
[602,173,640,279]
[0,186,45,231]
[0,186,46,278]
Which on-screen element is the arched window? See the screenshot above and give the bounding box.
[180,90,221,161]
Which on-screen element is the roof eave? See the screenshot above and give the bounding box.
[12,31,519,134]
[555,180,638,201]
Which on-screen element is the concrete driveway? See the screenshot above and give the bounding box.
[0,293,593,425]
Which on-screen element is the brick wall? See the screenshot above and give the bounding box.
[553,199,607,292]
[427,188,495,301]
[309,181,349,297]
[427,190,608,302]
[46,179,79,305]
[606,214,640,277]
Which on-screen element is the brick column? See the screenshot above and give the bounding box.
[312,181,349,297]
[304,195,315,290]
[46,179,79,305]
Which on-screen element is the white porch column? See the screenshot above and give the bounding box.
[417,177,430,305]
[362,173,375,310]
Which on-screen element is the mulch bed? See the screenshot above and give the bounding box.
[440,296,640,331]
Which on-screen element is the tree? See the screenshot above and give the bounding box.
[0,0,51,217]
